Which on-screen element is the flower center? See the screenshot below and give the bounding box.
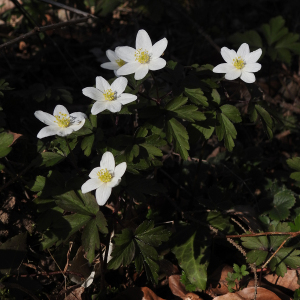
[97,168,112,183]
[54,112,70,128]
[116,59,126,67]
[103,89,117,101]
[233,57,245,69]
[134,48,151,64]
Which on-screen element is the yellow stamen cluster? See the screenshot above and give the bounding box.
[134,48,150,64]
[103,89,116,101]
[54,112,70,128]
[97,168,112,183]
[116,59,126,67]
[233,57,245,69]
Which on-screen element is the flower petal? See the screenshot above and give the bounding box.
[34,111,56,126]
[96,76,111,92]
[100,151,115,171]
[82,178,102,193]
[106,49,118,62]
[106,101,122,113]
[91,101,107,115]
[237,43,250,58]
[244,49,262,64]
[95,184,112,206]
[115,46,136,62]
[117,62,141,76]
[117,94,137,105]
[240,71,256,83]
[54,105,69,117]
[56,127,74,137]
[149,58,166,71]
[68,120,85,132]
[114,162,127,178]
[70,112,87,123]
[134,64,149,80]
[106,177,121,188]
[101,62,120,70]
[111,77,128,95]
[82,87,104,101]
[225,69,241,80]
[243,63,261,73]
[37,126,58,139]
[136,29,152,51]
[221,47,237,63]
[213,63,235,73]
[89,167,103,179]
[151,38,168,58]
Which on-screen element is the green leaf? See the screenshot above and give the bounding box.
[95,211,108,234]
[34,152,65,167]
[268,191,295,221]
[261,16,286,45]
[220,105,242,123]
[81,134,95,157]
[140,143,163,157]
[0,132,13,158]
[287,157,300,171]
[82,218,100,263]
[241,235,268,250]
[229,30,263,49]
[165,94,188,111]
[172,105,206,122]
[30,175,46,192]
[289,215,300,232]
[184,88,208,107]
[268,222,290,250]
[246,249,268,266]
[216,113,237,152]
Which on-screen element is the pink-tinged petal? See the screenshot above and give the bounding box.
[100,151,115,171]
[106,101,122,113]
[70,112,87,123]
[111,77,128,95]
[115,46,136,62]
[68,120,85,132]
[213,63,236,73]
[117,62,140,76]
[106,49,118,62]
[136,29,152,51]
[225,69,241,80]
[237,43,250,58]
[34,111,56,126]
[221,47,237,63]
[81,178,102,193]
[101,62,120,70]
[240,71,256,83]
[114,162,127,178]
[117,94,137,105]
[149,58,166,71]
[53,105,69,117]
[37,126,58,139]
[244,49,262,64]
[91,101,107,115]
[243,63,261,73]
[106,177,121,188]
[134,64,149,80]
[95,184,112,206]
[89,167,103,179]
[151,38,168,58]
[96,76,111,92]
[82,87,104,101]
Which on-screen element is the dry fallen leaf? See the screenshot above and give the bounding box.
[263,270,300,291]
[113,287,165,300]
[57,286,84,300]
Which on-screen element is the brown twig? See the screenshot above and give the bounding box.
[226,231,300,238]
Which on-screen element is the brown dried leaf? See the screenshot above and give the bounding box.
[113,287,165,300]
[169,275,188,298]
[264,270,300,292]
[159,259,180,276]
[57,286,84,300]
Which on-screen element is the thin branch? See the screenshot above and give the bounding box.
[226,231,300,238]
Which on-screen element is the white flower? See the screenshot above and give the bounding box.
[115,29,168,80]
[82,76,137,115]
[81,152,126,206]
[100,49,127,76]
[34,105,87,138]
[213,43,262,83]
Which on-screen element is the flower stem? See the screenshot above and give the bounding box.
[150,71,160,104]
[64,137,81,174]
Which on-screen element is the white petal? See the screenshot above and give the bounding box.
[115,46,136,62]
[68,120,85,132]
[101,62,120,70]
[56,127,74,137]
[134,65,149,80]
[96,76,111,92]
[82,87,104,101]
[237,43,250,58]
[221,47,237,63]
[151,38,168,58]
[213,63,235,73]
[149,58,166,71]
[111,77,128,95]
[243,63,261,73]
[70,112,87,123]
[244,49,262,64]
[89,167,103,179]
[37,126,58,139]
[34,111,56,126]
[91,101,107,115]
[114,162,127,178]
[240,71,256,83]
[53,105,69,117]
[100,152,115,171]
[106,177,121,188]
[117,94,137,105]
[117,62,141,76]
[136,29,152,51]
[106,49,118,62]
[96,184,112,206]
[225,69,241,80]
[81,178,102,193]
[106,101,122,113]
